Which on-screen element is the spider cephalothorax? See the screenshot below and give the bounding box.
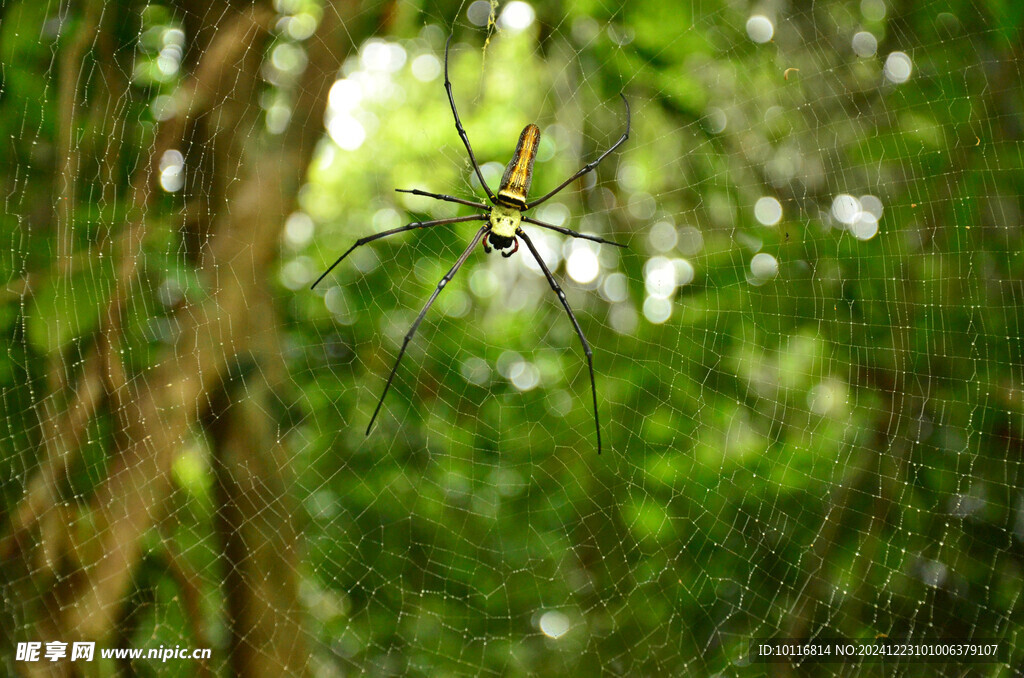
[484,204,522,256]
[311,34,630,453]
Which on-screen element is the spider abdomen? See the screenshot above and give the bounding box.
[497,123,540,208]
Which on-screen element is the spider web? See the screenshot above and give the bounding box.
[2,0,1023,675]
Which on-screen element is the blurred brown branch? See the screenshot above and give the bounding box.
[9,3,386,676]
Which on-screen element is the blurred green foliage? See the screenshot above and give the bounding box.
[2,0,1024,675]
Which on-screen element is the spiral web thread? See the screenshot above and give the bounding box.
[2,0,1023,674]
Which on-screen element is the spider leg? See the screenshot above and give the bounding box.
[310,215,487,290]
[501,237,519,258]
[444,34,498,204]
[396,188,488,210]
[522,216,627,249]
[366,224,490,435]
[482,231,492,253]
[517,229,603,454]
[525,94,631,210]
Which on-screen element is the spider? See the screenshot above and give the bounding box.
[311,35,630,454]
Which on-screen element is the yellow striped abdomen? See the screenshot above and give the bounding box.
[497,124,540,208]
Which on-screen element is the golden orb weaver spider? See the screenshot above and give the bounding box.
[311,35,630,453]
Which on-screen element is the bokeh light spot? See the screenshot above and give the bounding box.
[746,15,774,43]
[831,194,861,225]
[327,115,366,151]
[602,272,629,303]
[643,296,672,324]
[644,257,676,299]
[850,212,880,240]
[467,1,492,27]
[567,246,600,284]
[159,149,184,192]
[859,194,884,219]
[499,2,536,32]
[538,610,570,639]
[884,51,912,83]
[648,221,678,252]
[852,31,878,57]
[750,252,779,280]
[754,196,783,226]
[411,54,441,82]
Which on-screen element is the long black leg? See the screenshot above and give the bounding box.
[525,94,631,210]
[366,225,490,434]
[396,188,488,210]
[522,216,627,249]
[310,215,487,290]
[517,229,603,454]
[444,34,498,204]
